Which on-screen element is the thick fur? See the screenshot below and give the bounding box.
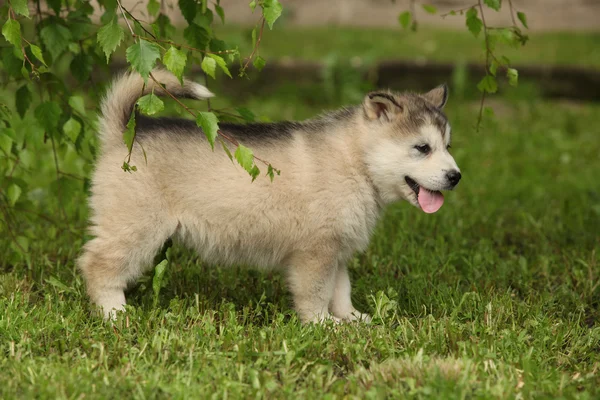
[78,70,460,323]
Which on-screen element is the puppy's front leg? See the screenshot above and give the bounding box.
[286,252,338,323]
[329,263,371,322]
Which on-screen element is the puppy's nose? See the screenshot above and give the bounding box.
[446,170,461,186]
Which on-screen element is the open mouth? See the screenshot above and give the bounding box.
[404,176,445,214]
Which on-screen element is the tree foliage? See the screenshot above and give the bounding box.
[400,1,529,123]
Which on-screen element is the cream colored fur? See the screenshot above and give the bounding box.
[78,70,460,323]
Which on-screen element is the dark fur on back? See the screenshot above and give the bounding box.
[135,106,358,144]
[136,115,297,144]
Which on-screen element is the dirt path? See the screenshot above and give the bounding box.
[211,0,600,32]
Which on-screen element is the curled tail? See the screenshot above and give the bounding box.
[99,69,213,145]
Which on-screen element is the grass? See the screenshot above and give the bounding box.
[216,26,600,67]
[1,27,600,398]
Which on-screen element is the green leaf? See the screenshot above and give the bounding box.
[262,0,282,29]
[126,39,161,82]
[422,4,437,14]
[201,55,217,79]
[2,19,21,47]
[15,85,31,118]
[249,0,256,12]
[20,65,29,80]
[235,107,255,122]
[267,164,280,182]
[123,112,136,153]
[219,139,233,162]
[34,102,62,132]
[507,68,518,86]
[29,44,47,66]
[253,55,266,72]
[163,46,187,83]
[69,96,86,115]
[71,53,93,83]
[249,165,260,181]
[147,0,160,17]
[497,28,516,46]
[63,117,82,142]
[477,75,498,94]
[179,0,197,23]
[0,130,13,154]
[41,24,72,61]
[154,14,176,38]
[215,4,225,23]
[46,0,61,14]
[97,16,125,63]
[121,161,137,172]
[194,8,214,29]
[183,23,210,50]
[207,54,232,78]
[517,11,528,29]
[483,106,495,118]
[489,59,498,77]
[196,111,219,149]
[251,27,257,47]
[152,259,168,303]
[12,0,30,18]
[483,0,501,11]
[466,8,483,38]
[7,183,22,206]
[209,37,227,53]
[398,11,411,29]
[137,93,164,115]
[235,144,254,173]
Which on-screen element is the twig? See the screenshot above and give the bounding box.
[116,0,135,36]
[122,7,157,39]
[507,0,518,26]
[149,72,270,167]
[440,3,477,18]
[133,34,236,55]
[241,17,266,72]
[476,0,491,131]
[409,0,417,28]
[58,170,86,181]
[476,91,487,132]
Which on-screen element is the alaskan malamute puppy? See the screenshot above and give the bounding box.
[78,69,461,323]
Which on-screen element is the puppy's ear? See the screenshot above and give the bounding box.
[422,84,449,109]
[363,92,403,122]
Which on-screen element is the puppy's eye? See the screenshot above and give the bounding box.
[415,144,431,154]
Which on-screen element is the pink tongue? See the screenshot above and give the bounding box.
[417,187,444,213]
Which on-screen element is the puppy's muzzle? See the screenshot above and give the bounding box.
[446,170,462,188]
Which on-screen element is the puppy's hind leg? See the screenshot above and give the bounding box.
[78,218,175,319]
[285,251,339,324]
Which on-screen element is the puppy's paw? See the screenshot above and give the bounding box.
[332,308,372,323]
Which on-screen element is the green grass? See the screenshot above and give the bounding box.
[1,27,600,398]
[216,26,600,67]
[2,93,599,398]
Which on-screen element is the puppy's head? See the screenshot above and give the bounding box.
[362,85,461,213]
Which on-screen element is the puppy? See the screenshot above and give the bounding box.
[78,70,461,323]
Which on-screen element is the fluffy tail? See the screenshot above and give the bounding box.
[99,69,213,145]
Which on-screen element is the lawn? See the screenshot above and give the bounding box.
[1,25,599,398]
[215,26,600,68]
